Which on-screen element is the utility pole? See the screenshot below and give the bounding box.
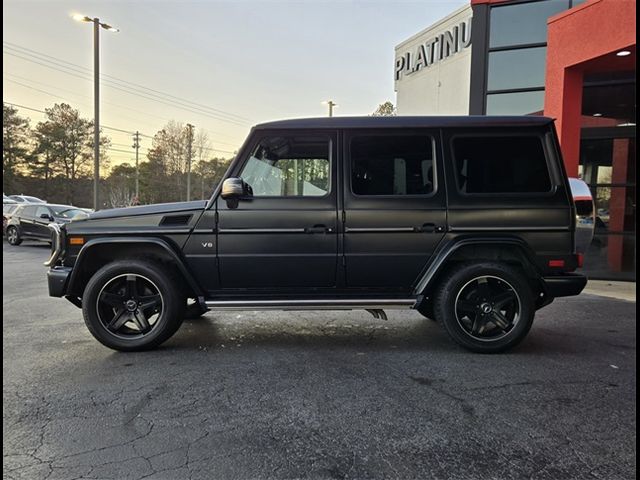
[186,123,194,201]
[132,131,140,200]
[325,100,337,117]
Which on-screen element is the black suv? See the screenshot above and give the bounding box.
[46,116,590,353]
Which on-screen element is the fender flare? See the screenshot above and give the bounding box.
[67,237,204,297]
[412,235,542,295]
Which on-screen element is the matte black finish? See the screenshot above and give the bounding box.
[542,274,588,298]
[47,266,72,297]
[253,115,553,131]
[48,116,586,318]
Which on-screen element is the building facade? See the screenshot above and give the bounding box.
[395,0,636,280]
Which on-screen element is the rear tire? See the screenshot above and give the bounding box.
[82,260,185,351]
[434,262,535,353]
[6,226,22,246]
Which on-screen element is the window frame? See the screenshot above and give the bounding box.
[450,132,557,197]
[236,133,333,199]
[347,132,439,199]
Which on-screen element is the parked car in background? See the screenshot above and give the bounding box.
[9,194,47,204]
[3,194,18,204]
[3,203,19,236]
[6,204,86,246]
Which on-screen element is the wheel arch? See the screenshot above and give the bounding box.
[414,236,545,307]
[66,237,203,299]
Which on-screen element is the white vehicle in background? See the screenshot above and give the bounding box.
[9,195,47,204]
[569,177,595,255]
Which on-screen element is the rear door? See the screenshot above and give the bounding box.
[342,129,447,290]
[18,206,37,236]
[217,130,338,290]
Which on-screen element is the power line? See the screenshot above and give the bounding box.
[4,43,251,126]
[4,63,244,147]
[4,101,238,155]
[4,50,248,127]
[4,41,253,124]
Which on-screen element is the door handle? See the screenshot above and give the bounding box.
[305,224,332,234]
[416,223,446,233]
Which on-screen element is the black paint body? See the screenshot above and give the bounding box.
[52,116,585,305]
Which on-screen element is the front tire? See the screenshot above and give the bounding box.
[6,226,22,245]
[82,260,185,351]
[434,262,535,353]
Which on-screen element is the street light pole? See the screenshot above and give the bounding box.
[73,14,118,211]
[93,18,100,211]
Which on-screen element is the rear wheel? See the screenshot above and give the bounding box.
[6,226,22,246]
[82,260,185,351]
[434,262,535,353]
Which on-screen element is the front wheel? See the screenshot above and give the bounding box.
[82,260,185,351]
[6,226,22,246]
[434,262,535,353]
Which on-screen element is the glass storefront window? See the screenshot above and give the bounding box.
[487,47,547,91]
[579,137,636,280]
[582,79,636,125]
[489,0,570,48]
[486,90,544,115]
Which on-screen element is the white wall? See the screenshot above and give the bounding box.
[395,4,473,115]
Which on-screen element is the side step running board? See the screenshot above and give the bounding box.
[204,298,416,311]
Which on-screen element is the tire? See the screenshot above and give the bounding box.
[184,301,208,320]
[434,262,535,353]
[6,226,22,246]
[82,260,185,351]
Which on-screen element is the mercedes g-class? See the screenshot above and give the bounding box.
[45,116,591,353]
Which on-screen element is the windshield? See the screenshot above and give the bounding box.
[50,207,85,219]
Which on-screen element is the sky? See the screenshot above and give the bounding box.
[3,0,466,166]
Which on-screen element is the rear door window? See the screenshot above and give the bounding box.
[452,135,552,194]
[350,135,435,196]
[21,206,37,218]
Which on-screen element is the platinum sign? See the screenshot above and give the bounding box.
[395,18,472,81]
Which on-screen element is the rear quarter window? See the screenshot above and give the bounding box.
[453,135,552,194]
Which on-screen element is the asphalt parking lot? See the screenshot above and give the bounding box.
[3,241,636,480]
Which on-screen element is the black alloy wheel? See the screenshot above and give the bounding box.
[434,262,535,353]
[454,276,520,341]
[97,274,164,338]
[82,260,185,351]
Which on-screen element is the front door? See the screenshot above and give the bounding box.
[217,131,338,289]
[342,130,447,290]
[33,205,53,239]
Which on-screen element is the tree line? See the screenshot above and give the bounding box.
[3,103,233,208]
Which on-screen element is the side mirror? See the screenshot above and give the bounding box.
[221,177,252,200]
[40,213,53,221]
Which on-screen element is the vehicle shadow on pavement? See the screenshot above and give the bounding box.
[165,313,458,352]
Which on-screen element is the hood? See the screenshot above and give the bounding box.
[84,200,207,220]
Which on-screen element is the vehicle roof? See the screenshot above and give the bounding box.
[16,203,77,210]
[253,115,554,131]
